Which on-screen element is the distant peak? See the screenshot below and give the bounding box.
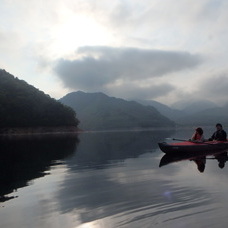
[65,91,109,97]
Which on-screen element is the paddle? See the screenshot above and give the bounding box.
[166,138,188,142]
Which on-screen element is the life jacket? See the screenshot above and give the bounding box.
[192,132,203,141]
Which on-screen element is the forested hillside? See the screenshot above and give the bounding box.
[0,69,79,128]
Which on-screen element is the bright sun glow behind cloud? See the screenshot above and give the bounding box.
[49,12,114,58]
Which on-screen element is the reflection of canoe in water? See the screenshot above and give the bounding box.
[158,141,228,154]
[159,150,227,167]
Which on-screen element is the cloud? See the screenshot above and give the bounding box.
[2,0,227,103]
[104,82,175,100]
[54,46,202,99]
[198,74,228,103]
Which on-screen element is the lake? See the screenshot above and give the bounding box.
[1,127,228,228]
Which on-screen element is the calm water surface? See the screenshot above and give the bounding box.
[1,128,228,228]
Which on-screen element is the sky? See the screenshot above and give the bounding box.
[1,0,228,105]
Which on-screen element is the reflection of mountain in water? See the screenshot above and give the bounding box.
[56,131,213,226]
[0,135,79,202]
[66,130,174,170]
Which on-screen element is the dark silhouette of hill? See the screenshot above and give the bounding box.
[60,91,175,130]
[0,69,79,129]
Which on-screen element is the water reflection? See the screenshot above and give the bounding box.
[57,170,213,226]
[192,156,206,173]
[2,129,228,227]
[159,151,228,173]
[55,130,197,225]
[0,134,79,202]
[66,129,174,170]
[215,152,228,169]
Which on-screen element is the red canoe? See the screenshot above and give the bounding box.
[158,141,228,154]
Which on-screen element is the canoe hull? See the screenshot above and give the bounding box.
[158,141,228,154]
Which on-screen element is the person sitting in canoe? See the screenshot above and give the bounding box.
[190,127,205,142]
[208,123,227,141]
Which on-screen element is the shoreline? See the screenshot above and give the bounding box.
[0,126,83,136]
[0,125,217,136]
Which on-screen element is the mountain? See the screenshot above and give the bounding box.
[171,99,218,114]
[60,91,175,130]
[135,99,185,121]
[177,104,228,126]
[0,69,79,129]
[135,99,222,126]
